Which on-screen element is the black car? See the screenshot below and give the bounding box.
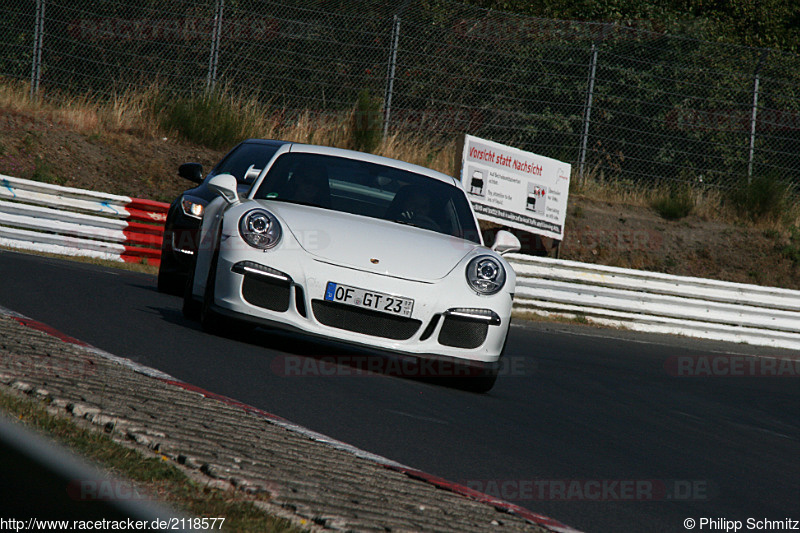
[157,139,290,294]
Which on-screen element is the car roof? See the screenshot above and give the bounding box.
[240,138,292,147]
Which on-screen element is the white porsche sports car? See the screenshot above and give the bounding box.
[183,143,520,392]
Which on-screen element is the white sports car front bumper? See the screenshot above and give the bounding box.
[208,235,514,364]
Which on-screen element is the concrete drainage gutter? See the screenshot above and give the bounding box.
[0,308,580,533]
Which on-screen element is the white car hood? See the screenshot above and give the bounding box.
[262,201,479,282]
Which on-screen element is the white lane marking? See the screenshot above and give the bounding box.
[386,409,449,425]
[512,321,798,359]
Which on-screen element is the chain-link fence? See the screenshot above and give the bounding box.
[3,0,800,190]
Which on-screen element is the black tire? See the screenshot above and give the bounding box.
[199,250,251,339]
[157,267,182,295]
[182,262,201,320]
[455,338,507,393]
[200,250,224,334]
[157,230,183,295]
[456,365,499,394]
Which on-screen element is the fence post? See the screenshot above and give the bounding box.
[578,42,598,184]
[383,15,401,138]
[206,0,224,93]
[747,51,768,183]
[30,0,45,99]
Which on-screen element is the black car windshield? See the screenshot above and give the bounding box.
[253,152,481,243]
[211,143,281,184]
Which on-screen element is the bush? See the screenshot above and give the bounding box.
[780,226,800,266]
[728,174,796,223]
[156,91,256,150]
[651,186,694,220]
[29,156,64,185]
[351,89,382,153]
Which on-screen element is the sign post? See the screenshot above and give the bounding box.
[457,134,571,245]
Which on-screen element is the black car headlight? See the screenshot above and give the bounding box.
[180,196,206,219]
[465,255,506,295]
[239,209,282,250]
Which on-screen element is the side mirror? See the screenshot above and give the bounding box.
[491,230,521,255]
[178,162,203,184]
[242,164,262,184]
[206,174,239,205]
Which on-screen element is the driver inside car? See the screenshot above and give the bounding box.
[396,189,440,231]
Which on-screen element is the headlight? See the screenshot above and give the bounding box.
[465,255,506,295]
[239,209,282,250]
[180,196,206,219]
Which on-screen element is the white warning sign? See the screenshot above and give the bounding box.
[458,134,571,241]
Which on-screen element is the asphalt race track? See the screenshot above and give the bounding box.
[1,249,798,532]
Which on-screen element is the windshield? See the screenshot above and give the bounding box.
[211,142,281,184]
[253,152,481,243]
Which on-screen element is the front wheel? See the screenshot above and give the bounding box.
[455,364,499,393]
[157,268,181,295]
[199,250,251,339]
[157,230,183,295]
[455,338,506,393]
[182,262,201,320]
[199,251,225,334]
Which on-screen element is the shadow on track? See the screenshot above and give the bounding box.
[150,304,500,393]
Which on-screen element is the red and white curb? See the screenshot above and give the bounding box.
[0,305,582,533]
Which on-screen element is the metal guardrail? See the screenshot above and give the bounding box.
[0,413,186,523]
[507,253,800,351]
[0,175,168,266]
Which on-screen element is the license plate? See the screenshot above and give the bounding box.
[324,282,414,318]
